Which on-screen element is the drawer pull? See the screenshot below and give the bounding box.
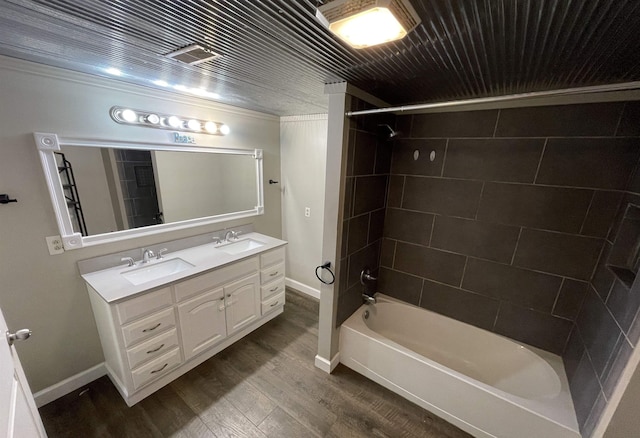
[269,271,279,277]
[150,363,168,374]
[270,286,279,292]
[270,301,279,307]
[142,323,162,333]
[146,343,165,354]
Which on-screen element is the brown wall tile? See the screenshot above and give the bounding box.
[386,175,404,208]
[368,209,386,243]
[411,110,499,138]
[444,138,544,183]
[420,280,499,330]
[553,279,588,320]
[403,176,483,218]
[431,216,520,263]
[495,103,624,137]
[375,140,393,174]
[494,302,573,354]
[617,102,640,137]
[536,138,640,189]
[477,182,592,233]
[394,242,467,286]
[378,268,422,305]
[390,139,446,176]
[462,258,562,312]
[346,214,369,255]
[513,229,603,280]
[347,242,380,289]
[353,175,387,215]
[384,208,433,245]
[353,131,377,175]
[581,191,623,238]
[380,238,396,268]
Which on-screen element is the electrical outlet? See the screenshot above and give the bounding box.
[46,235,65,255]
[304,207,311,217]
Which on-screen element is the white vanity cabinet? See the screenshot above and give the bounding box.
[86,246,286,407]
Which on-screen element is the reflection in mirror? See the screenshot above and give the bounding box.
[35,132,264,250]
[59,147,258,237]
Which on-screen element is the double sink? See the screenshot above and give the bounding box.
[120,238,265,286]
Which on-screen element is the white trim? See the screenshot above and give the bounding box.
[285,277,321,300]
[314,352,341,373]
[33,363,107,407]
[280,114,328,122]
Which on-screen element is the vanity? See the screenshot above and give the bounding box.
[81,232,286,406]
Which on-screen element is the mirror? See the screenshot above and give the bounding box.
[35,133,264,249]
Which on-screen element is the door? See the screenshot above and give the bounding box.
[224,274,260,335]
[0,306,47,437]
[177,288,227,360]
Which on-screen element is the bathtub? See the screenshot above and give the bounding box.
[339,294,581,438]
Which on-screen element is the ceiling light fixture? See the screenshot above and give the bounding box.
[317,0,421,49]
[105,67,123,76]
[109,106,229,136]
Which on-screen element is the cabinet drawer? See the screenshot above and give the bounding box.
[126,328,179,370]
[116,287,172,325]
[260,247,285,268]
[131,347,181,390]
[261,277,285,301]
[261,291,285,315]
[174,257,259,302]
[121,308,176,348]
[260,261,284,285]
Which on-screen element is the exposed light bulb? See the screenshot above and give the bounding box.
[121,109,137,123]
[219,124,231,135]
[168,116,182,128]
[145,114,160,124]
[105,67,122,76]
[187,119,201,130]
[204,121,218,134]
[153,80,169,87]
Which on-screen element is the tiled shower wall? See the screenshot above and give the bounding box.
[378,102,640,356]
[564,124,640,435]
[336,97,392,326]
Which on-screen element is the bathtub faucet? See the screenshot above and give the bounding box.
[362,293,376,304]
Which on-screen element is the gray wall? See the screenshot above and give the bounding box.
[280,115,327,291]
[0,56,281,393]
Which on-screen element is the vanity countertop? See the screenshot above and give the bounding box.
[81,232,287,303]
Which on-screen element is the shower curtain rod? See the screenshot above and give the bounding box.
[345,81,640,116]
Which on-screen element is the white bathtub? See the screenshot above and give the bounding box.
[339,294,581,438]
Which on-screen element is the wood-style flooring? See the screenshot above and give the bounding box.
[40,289,471,437]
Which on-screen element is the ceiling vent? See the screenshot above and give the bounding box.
[164,44,222,65]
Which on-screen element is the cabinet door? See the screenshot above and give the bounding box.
[224,273,260,336]
[177,288,227,360]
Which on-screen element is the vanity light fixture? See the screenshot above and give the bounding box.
[110,107,229,136]
[317,0,421,49]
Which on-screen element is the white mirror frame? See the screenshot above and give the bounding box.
[34,132,264,250]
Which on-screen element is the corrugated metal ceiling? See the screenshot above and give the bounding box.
[0,0,638,115]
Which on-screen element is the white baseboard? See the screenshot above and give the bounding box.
[285,277,321,300]
[315,352,340,374]
[34,362,106,407]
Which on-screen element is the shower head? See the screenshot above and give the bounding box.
[378,124,399,138]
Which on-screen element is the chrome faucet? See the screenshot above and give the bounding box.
[121,257,135,267]
[224,230,239,242]
[142,249,155,263]
[362,294,376,304]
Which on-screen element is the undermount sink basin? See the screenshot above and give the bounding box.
[216,238,265,255]
[122,258,194,285]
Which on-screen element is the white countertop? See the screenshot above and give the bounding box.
[81,232,287,303]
